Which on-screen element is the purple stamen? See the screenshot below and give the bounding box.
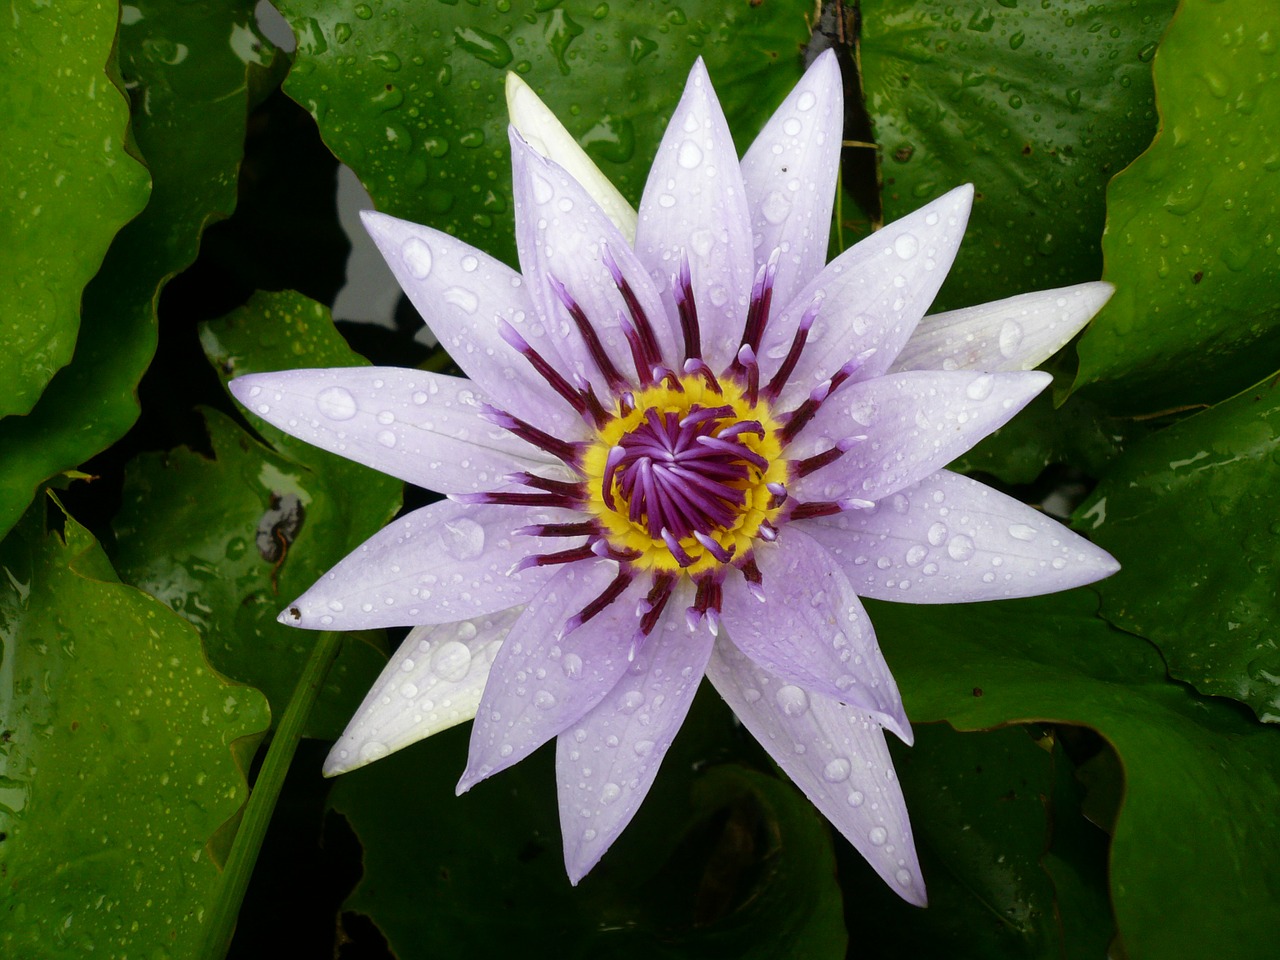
[565,568,634,634]
[602,243,662,369]
[793,436,865,479]
[514,521,597,538]
[480,404,584,464]
[682,358,722,394]
[736,343,760,405]
[511,544,597,573]
[548,275,626,389]
[497,319,587,418]
[763,295,822,402]
[673,253,702,362]
[736,248,779,369]
[617,311,655,387]
[661,528,695,567]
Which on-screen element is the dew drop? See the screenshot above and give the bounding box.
[677,139,703,169]
[316,386,357,421]
[823,758,852,783]
[893,233,919,260]
[442,518,486,560]
[531,173,554,204]
[965,374,995,401]
[761,191,792,224]
[775,684,809,716]
[847,790,865,807]
[412,391,428,404]
[359,741,389,763]
[690,228,714,256]
[782,116,802,136]
[534,690,557,710]
[797,90,816,111]
[633,739,655,757]
[869,826,888,846]
[904,545,927,567]
[1008,523,1038,541]
[599,782,621,804]
[432,640,472,682]
[997,320,1024,358]
[376,430,397,448]
[401,237,433,278]
[927,522,948,546]
[895,867,912,886]
[460,254,478,272]
[947,534,976,561]
[443,286,480,313]
[562,653,583,678]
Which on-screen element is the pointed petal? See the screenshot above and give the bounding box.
[721,532,910,742]
[740,49,843,310]
[891,282,1114,374]
[323,609,519,775]
[360,211,582,436]
[798,469,1119,602]
[280,500,578,630]
[229,368,571,494]
[707,639,926,905]
[505,72,638,242]
[557,579,710,883]
[635,58,754,372]
[760,186,973,410]
[790,370,1050,504]
[458,562,647,791]
[510,131,677,381]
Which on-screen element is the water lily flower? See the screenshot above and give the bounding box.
[229,51,1118,905]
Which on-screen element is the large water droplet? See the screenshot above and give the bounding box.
[432,640,472,682]
[965,374,995,401]
[869,826,888,846]
[947,534,976,561]
[761,191,792,224]
[443,286,479,313]
[599,782,621,804]
[317,386,357,421]
[823,758,852,783]
[534,690,557,710]
[562,653,583,678]
[1008,523,1037,541]
[401,237,433,278]
[998,320,1024,358]
[775,684,809,717]
[443,518,486,560]
[797,90,817,112]
[677,139,703,169]
[359,740,389,762]
[893,233,919,260]
[927,522,948,546]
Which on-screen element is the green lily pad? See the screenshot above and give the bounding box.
[329,687,848,959]
[0,496,270,959]
[0,0,280,541]
[0,0,152,418]
[275,0,811,267]
[1076,372,1280,722]
[868,592,1280,960]
[1075,0,1280,411]
[114,291,402,738]
[860,0,1175,311]
[836,724,1112,959]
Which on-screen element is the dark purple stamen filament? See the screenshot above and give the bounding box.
[548,275,627,390]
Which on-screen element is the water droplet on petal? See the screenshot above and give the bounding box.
[442,518,486,560]
[401,237,433,278]
[947,534,976,561]
[893,233,919,260]
[677,139,703,169]
[359,740,389,762]
[376,430,397,448]
[1009,523,1038,541]
[775,684,809,716]
[761,191,792,224]
[534,690,557,710]
[633,739,655,757]
[927,522,948,546]
[847,790,865,807]
[965,374,994,401]
[895,867,912,886]
[432,640,472,682]
[562,653,583,678]
[317,386,357,421]
[998,320,1024,358]
[600,782,621,804]
[869,826,888,846]
[443,286,479,313]
[797,90,816,112]
[823,758,852,782]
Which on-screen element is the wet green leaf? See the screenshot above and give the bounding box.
[0,496,270,958]
[114,292,403,738]
[329,688,847,959]
[0,0,151,418]
[275,0,811,266]
[1075,0,1280,410]
[870,592,1280,960]
[0,0,280,540]
[1076,373,1280,722]
[838,725,1105,960]
[861,0,1174,311]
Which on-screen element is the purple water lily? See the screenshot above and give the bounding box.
[230,51,1117,904]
